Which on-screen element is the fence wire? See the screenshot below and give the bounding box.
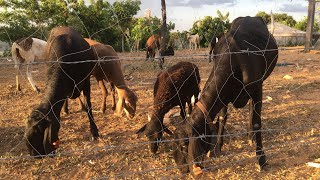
[1,44,319,178]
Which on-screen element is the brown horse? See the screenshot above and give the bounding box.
[145,34,160,59]
[86,39,138,119]
[63,39,138,119]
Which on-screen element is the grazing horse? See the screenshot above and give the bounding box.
[137,62,200,154]
[172,16,278,175]
[25,27,98,156]
[145,34,160,59]
[63,39,138,119]
[187,34,202,50]
[85,38,138,118]
[11,37,47,93]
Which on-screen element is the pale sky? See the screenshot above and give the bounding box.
[131,0,313,31]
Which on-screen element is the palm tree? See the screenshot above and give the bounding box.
[217,10,229,22]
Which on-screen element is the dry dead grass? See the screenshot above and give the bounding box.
[0,48,319,179]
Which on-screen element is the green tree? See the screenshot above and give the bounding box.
[274,13,296,27]
[295,17,320,32]
[217,10,229,22]
[190,12,230,47]
[170,31,188,49]
[256,11,271,24]
[0,0,69,42]
[130,16,175,51]
[256,11,296,27]
[0,0,141,51]
[112,0,141,52]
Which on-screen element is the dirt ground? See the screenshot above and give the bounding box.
[0,47,319,179]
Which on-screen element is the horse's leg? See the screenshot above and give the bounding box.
[209,47,213,63]
[187,98,192,115]
[250,85,267,170]
[146,48,149,60]
[209,106,227,157]
[77,96,85,112]
[16,65,21,91]
[110,82,116,111]
[62,99,69,115]
[179,99,187,120]
[97,79,108,113]
[248,99,254,145]
[217,106,227,152]
[26,64,40,93]
[82,78,99,140]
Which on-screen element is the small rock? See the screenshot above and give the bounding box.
[283,75,293,80]
[307,162,320,168]
[88,160,95,165]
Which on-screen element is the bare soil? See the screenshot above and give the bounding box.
[0,47,319,179]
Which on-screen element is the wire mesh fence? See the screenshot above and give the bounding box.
[0,46,319,179]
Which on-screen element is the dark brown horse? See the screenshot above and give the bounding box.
[172,16,278,175]
[25,27,98,156]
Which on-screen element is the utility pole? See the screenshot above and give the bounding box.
[159,0,167,69]
[305,0,316,51]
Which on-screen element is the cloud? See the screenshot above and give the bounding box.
[167,0,236,8]
[279,3,307,13]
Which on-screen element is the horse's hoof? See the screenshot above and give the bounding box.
[192,164,203,176]
[207,149,222,158]
[100,108,106,113]
[91,136,99,141]
[259,163,269,172]
[35,88,41,94]
[83,108,87,112]
[248,139,254,146]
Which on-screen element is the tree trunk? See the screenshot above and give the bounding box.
[305,0,315,52]
[122,34,125,53]
[159,0,167,69]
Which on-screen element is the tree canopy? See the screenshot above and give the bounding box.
[189,11,231,47]
[0,0,141,51]
[295,17,320,32]
[130,16,175,50]
[255,11,296,27]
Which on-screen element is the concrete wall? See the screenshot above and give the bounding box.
[273,35,305,46]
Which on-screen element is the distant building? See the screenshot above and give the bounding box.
[267,22,306,46]
[144,9,151,18]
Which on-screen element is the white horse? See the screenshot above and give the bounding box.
[11,37,47,93]
[187,33,202,50]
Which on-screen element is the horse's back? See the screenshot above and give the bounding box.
[146,34,160,47]
[215,16,278,84]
